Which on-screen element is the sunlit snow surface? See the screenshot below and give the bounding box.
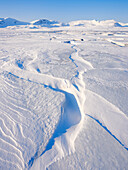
[0,22,128,170]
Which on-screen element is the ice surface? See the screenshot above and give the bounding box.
[0,20,128,170]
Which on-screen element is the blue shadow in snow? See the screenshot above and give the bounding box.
[28,85,81,168]
[69,54,78,68]
[86,114,128,151]
[36,68,41,73]
[6,67,81,168]
[16,60,24,69]
[42,91,81,152]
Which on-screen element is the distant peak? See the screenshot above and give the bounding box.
[31,19,59,25]
[0,17,29,27]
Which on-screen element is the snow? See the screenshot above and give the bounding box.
[0,18,29,28]
[31,19,61,28]
[69,19,128,28]
[0,17,68,28]
[0,18,128,170]
[1,17,128,29]
[48,117,128,170]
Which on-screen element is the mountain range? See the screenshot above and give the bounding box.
[0,17,128,28]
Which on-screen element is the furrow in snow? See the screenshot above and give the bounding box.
[1,45,88,169]
[84,89,128,149]
[29,44,93,169]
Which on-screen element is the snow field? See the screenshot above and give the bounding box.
[0,20,128,169]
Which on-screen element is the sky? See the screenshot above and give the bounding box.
[0,0,128,23]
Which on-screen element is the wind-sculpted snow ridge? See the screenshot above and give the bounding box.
[30,44,128,169]
[84,89,128,150]
[0,70,66,169]
[106,38,127,47]
[1,43,93,169]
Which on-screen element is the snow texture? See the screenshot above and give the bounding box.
[0,18,128,170]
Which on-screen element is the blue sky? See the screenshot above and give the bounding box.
[0,0,128,22]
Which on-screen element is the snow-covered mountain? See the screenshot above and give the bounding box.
[0,17,69,28]
[0,17,128,28]
[31,19,59,25]
[31,19,69,27]
[69,19,128,27]
[0,17,29,27]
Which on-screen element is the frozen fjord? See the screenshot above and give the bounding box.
[0,21,128,169]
